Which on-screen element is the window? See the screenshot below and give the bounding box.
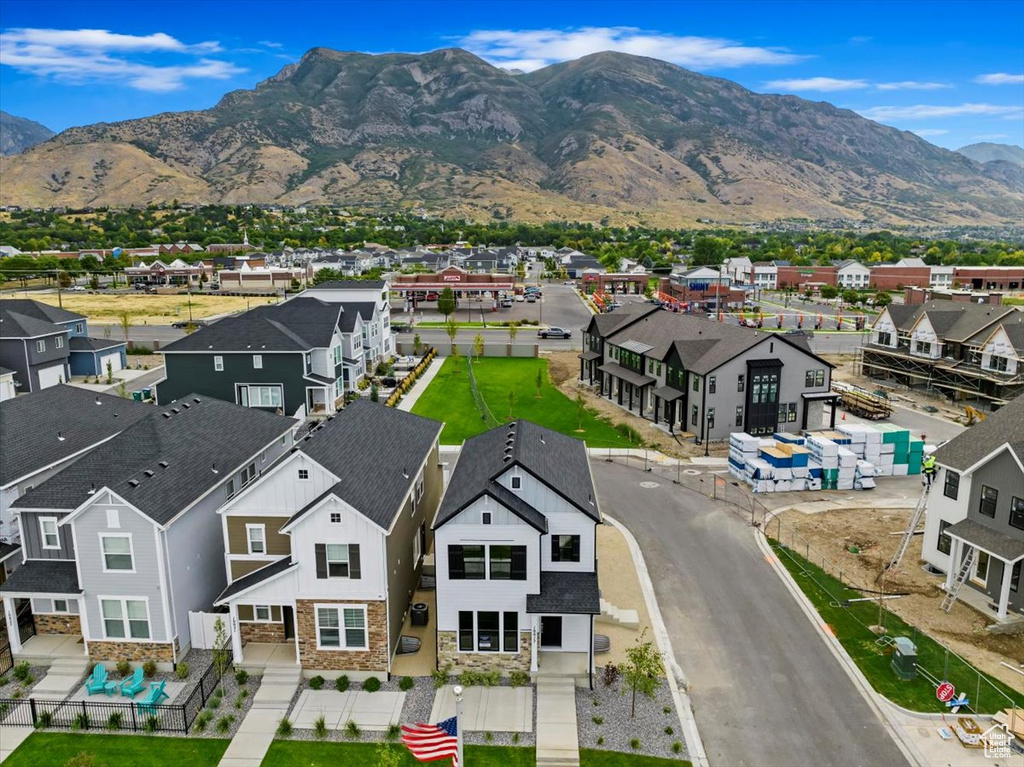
[40,517,60,549]
[254,605,271,622]
[735,406,743,427]
[53,599,69,613]
[972,550,990,587]
[915,341,932,356]
[737,375,744,393]
[415,475,425,504]
[214,355,224,371]
[988,355,1009,372]
[55,335,64,349]
[815,370,825,387]
[226,478,235,498]
[246,386,282,408]
[75,323,83,334]
[241,462,257,486]
[246,525,266,555]
[943,470,960,500]
[100,598,149,640]
[805,371,814,387]
[489,546,512,579]
[481,512,492,525]
[327,544,350,577]
[298,469,310,480]
[707,407,715,429]
[788,403,797,422]
[551,535,581,563]
[458,611,519,653]
[692,376,699,392]
[511,476,521,490]
[36,339,45,353]
[459,611,474,651]
[315,605,367,650]
[413,530,421,564]
[708,376,716,394]
[333,345,342,365]
[101,535,134,571]
[691,405,698,427]
[504,611,518,652]
[656,361,662,375]
[477,612,499,652]
[464,545,486,579]
[330,512,341,524]
[979,485,998,518]
[937,520,952,555]
[253,355,263,369]
[1009,497,1024,531]
[449,544,523,579]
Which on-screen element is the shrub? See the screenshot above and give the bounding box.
[309,675,325,690]
[662,705,672,714]
[13,663,31,682]
[35,711,52,729]
[207,694,221,710]
[234,669,249,686]
[216,714,235,734]
[484,731,493,743]
[142,660,157,678]
[602,663,619,687]
[672,741,683,754]
[175,662,190,680]
[276,717,293,738]
[192,711,212,732]
[508,671,530,688]
[592,697,599,706]
[145,715,159,733]
[398,676,414,692]
[459,670,481,686]
[481,670,500,687]
[363,676,381,693]
[664,725,674,735]
[432,666,451,689]
[11,689,23,700]
[385,723,401,741]
[62,753,96,767]
[596,736,604,746]
[592,716,603,725]
[511,732,519,744]
[72,712,90,731]
[314,715,328,739]
[630,738,641,750]
[0,674,8,687]
[335,675,350,693]
[344,719,360,739]
[234,692,246,709]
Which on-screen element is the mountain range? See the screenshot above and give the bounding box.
[956,142,1024,168]
[0,111,55,156]
[1,48,1021,225]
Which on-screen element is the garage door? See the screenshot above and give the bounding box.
[98,352,122,374]
[37,364,65,389]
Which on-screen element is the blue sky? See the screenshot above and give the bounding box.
[1,0,1022,150]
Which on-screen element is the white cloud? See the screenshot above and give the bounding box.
[765,77,870,92]
[909,128,949,136]
[458,27,808,72]
[0,27,245,91]
[975,73,1024,85]
[973,133,1009,140]
[876,81,952,91]
[259,40,283,49]
[859,103,1023,121]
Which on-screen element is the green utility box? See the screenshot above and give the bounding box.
[891,636,917,680]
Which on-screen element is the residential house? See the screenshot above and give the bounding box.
[922,395,1024,622]
[300,280,394,358]
[836,260,871,290]
[722,257,753,285]
[433,421,602,683]
[862,301,1023,407]
[580,304,837,440]
[157,297,368,417]
[752,263,778,292]
[0,368,15,402]
[213,401,443,677]
[0,387,152,579]
[0,396,296,665]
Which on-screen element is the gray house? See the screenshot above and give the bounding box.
[0,396,296,667]
[580,304,837,440]
[0,386,152,583]
[922,395,1024,622]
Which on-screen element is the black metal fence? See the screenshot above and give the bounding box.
[0,643,12,676]
[0,650,231,734]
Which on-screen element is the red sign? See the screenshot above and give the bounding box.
[443,275,462,282]
[936,682,955,703]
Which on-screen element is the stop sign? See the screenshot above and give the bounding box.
[936,682,956,703]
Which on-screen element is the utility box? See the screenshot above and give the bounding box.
[411,602,429,627]
[891,637,917,680]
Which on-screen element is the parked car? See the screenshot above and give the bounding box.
[526,295,537,303]
[562,280,575,286]
[69,285,86,291]
[425,292,439,301]
[499,299,513,308]
[514,294,525,302]
[537,326,572,339]
[172,319,207,329]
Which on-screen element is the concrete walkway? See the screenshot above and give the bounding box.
[535,677,579,767]
[397,355,444,412]
[218,666,300,767]
[0,727,33,763]
[31,656,89,697]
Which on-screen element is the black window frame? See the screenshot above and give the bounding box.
[551,534,581,563]
[943,470,959,500]
[477,611,500,652]
[503,611,518,652]
[1009,496,1024,531]
[458,611,474,651]
[489,545,513,580]
[735,405,743,427]
[979,485,998,518]
[708,376,716,394]
[511,476,521,489]
[937,520,952,555]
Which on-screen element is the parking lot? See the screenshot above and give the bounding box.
[394,283,581,329]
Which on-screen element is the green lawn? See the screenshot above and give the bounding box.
[581,748,691,766]
[411,357,639,448]
[261,741,535,766]
[4,733,229,767]
[771,541,1024,714]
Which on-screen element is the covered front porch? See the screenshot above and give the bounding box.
[945,519,1024,624]
[527,571,601,684]
[597,362,655,420]
[0,560,87,664]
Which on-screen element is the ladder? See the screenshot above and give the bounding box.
[941,547,975,612]
[878,487,929,582]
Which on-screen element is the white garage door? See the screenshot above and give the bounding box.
[98,352,122,374]
[37,364,65,389]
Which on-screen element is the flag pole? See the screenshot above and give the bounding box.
[454,684,465,767]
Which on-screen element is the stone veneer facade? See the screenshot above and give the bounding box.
[88,639,177,663]
[437,630,531,673]
[295,599,388,672]
[241,620,287,644]
[34,613,82,636]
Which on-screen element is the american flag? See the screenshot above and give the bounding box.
[401,716,460,765]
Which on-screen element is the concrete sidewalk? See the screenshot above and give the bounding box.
[218,667,299,767]
[0,727,32,763]
[397,356,444,412]
[535,677,579,767]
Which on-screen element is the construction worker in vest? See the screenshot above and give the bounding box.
[922,454,937,487]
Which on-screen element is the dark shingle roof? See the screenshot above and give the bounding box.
[287,400,442,530]
[526,571,601,614]
[1,386,152,486]
[0,308,64,339]
[945,518,1024,562]
[0,299,84,325]
[882,304,919,331]
[0,542,20,562]
[899,300,1015,342]
[0,560,80,594]
[68,336,126,352]
[932,395,1024,471]
[13,395,295,526]
[215,556,294,604]
[434,420,599,529]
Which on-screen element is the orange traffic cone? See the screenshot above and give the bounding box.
[842,412,846,421]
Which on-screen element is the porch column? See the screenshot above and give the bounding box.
[653,395,660,426]
[76,596,91,656]
[996,559,1014,621]
[530,617,539,673]
[628,385,633,412]
[2,597,21,654]
[292,605,301,666]
[944,537,963,593]
[229,603,243,664]
[579,357,584,381]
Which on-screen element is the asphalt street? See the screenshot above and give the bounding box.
[593,461,910,767]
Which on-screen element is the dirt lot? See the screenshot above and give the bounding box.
[546,350,726,458]
[10,291,279,325]
[775,506,1024,689]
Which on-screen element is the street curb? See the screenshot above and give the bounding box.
[754,530,929,767]
[604,514,710,767]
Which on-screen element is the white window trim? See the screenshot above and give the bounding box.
[52,599,69,614]
[55,336,64,349]
[314,603,368,651]
[99,533,136,574]
[253,605,274,623]
[40,516,60,550]
[325,544,351,579]
[36,339,46,353]
[214,355,224,372]
[298,468,310,481]
[98,595,152,642]
[246,524,266,555]
[413,531,421,566]
[253,354,263,369]
[971,551,989,588]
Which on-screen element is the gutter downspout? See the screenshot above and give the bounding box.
[699,375,708,445]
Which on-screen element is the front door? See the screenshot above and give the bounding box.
[746,363,781,436]
[540,616,562,648]
[282,606,295,640]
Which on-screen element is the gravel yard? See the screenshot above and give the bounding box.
[577,676,687,761]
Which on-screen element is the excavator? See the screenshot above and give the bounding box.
[965,405,988,426]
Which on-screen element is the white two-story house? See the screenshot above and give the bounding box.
[433,421,602,685]
[301,279,394,358]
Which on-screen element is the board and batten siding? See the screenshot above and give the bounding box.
[921,468,973,573]
[73,494,170,643]
[18,509,76,560]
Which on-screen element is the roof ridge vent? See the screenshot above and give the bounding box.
[171,407,180,414]
[193,397,201,404]
[503,455,512,462]
[182,402,190,409]
[144,469,155,477]
[159,461,168,468]
[128,479,140,487]
[162,412,171,418]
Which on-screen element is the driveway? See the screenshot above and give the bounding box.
[593,461,909,767]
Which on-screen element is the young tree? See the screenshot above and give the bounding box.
[119,312,131,346]
[437,286,457,318]
[445,315,459,366]
[622,628,663,718]
[473,333,484,362]
[413,333,422,357]
[508,322,518,346]
[212,617,231,677]
[576,391,586,431]
[535,366,543,398]
[105,360,114,385]
[88,274,100,290]
[370,382,379,403]
[57,270,72,289]
[507,388,516,420]
[842,289,861,305]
